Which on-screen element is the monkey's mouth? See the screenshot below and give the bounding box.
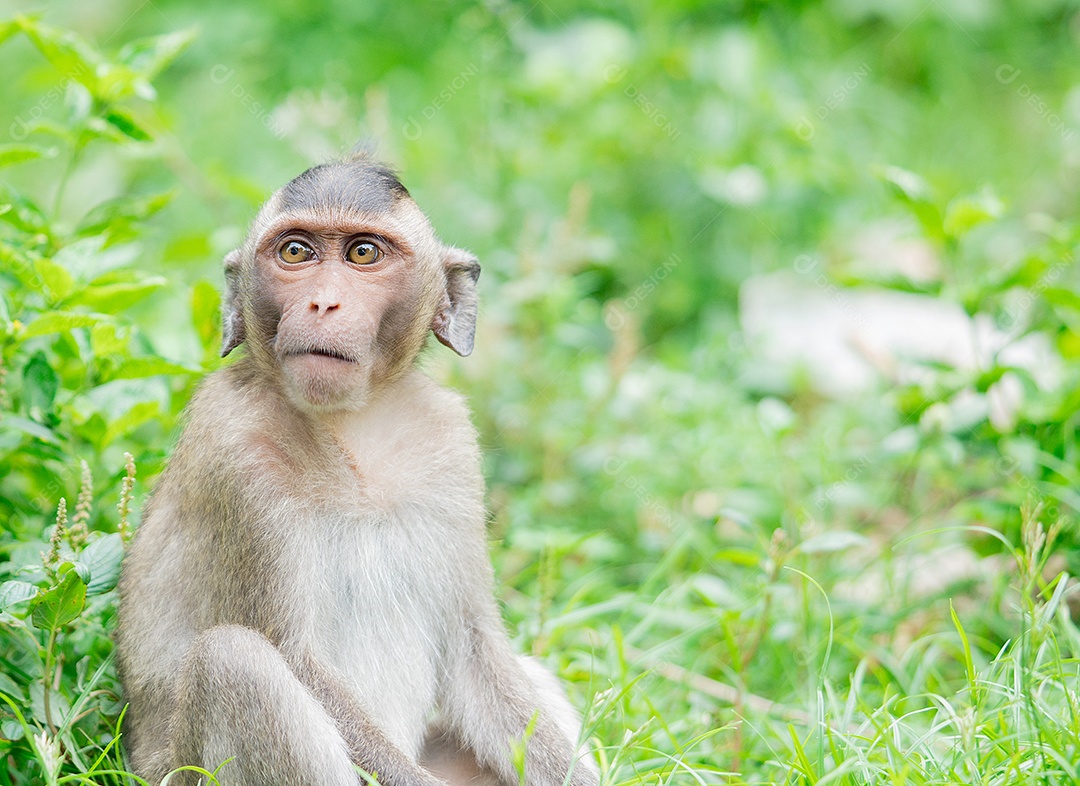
[284,347,357,364]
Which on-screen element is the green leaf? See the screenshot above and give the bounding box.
[0,184,49,234]
[20,311,107,338]
[2,415,61,444]
[974,365,1009,393]
[711,547,760,566]
[75,190,174,237]
[101,356,197,382]
[787,725,818,783]
[90,321,130,358]
[28,681,71,723]
[950,600,979,703]
[30,568,86,630]
[0,20,19,47]
[33,258,76,301]
[79,534,124,596]
[95,63,154,103]
[192,279,222,353]
[0,581,38,611]
[73,280,167,313]
[117,28,198,81]
[15,17,104,90]
[15,118,75,145]
[104,400,160,444]
[0,144,57,169]
[22,351,59,413]
[880,165,932,203]
[69,559,92,584]
[878,165,943,240]
[1044,287,1080,314]
[103,108,153,142]
[66,80,93,124]
[943,192,1004,240]
[0,243,43,293]
[80,412,107,447]
[52,236,140,279]
[1060,330,1080,359]
[0,672,24,702]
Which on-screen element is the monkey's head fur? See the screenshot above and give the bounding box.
[220,154,480,412]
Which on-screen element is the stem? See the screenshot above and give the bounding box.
[51,144,82,223]
[739,590,773,672]
[43,627,57,734]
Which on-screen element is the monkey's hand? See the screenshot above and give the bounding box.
[300,656,452,786]
[352,765,450,786]
[442,623,599,786]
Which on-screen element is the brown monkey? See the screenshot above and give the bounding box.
[115,155,598,786]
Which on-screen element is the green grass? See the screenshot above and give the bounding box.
[2,3,1080,784]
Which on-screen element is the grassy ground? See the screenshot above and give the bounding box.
[2,2,1080,784]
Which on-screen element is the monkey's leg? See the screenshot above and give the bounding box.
[169,625,359,786]
[420,726,501,786]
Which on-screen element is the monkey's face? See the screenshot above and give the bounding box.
[221,159,481,411]
[250,213,441,411]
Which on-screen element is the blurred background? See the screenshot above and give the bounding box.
[2,0,1080,782]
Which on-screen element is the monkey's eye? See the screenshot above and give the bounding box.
[279,240,315,264]
[347,241,381,265]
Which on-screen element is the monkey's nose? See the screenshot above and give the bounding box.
[310,300,341,317]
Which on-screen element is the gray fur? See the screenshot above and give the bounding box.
[116,159,598,786]
[277,158,409,216]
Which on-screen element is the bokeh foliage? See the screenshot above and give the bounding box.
[1,0,1079,783]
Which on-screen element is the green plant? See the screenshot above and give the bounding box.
[2,5,1079,785]
[0,18,202,783]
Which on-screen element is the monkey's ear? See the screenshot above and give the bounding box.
[432,247,480,357]
[221,250,246,357]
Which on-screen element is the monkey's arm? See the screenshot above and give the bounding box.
[443,609,599,786]
[297,654,449,786]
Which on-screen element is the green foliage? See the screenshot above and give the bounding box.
[0,17,199,784]
[2,3,1080,785]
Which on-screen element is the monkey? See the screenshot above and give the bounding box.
[114,154,599,786]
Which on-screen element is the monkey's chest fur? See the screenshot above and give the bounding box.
[283,382,484,759]
[119,370,487,767]
[300,511,453,758]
